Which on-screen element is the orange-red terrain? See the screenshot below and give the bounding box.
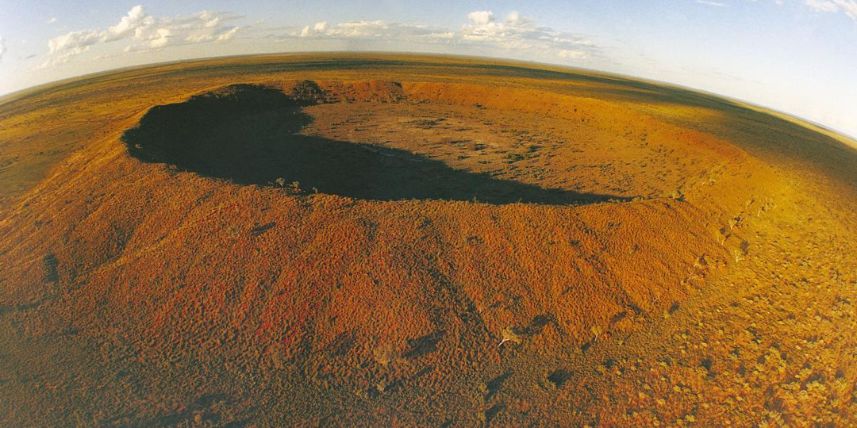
[1,54,856,426]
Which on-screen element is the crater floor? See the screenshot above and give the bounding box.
[123,83,622,204]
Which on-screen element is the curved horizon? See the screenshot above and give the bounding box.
[5,49,856,146]
[0,1,856,140]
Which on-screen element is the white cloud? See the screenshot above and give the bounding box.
[558,49,588,60]
[300,21,329,37]
[105,5,152,41]
[837,0,857,16]
[42,5,241,68]
[216,26,240,42]
[40,7,595,70]
[459,10,594,60]
[806,0,840,12]
[467,11,495,26]
[148,28,171,48]
[48,30,102,60]
[47,17,58,24]
[292,10,595,62]
[326,20,388,38]
[297,19,456,42]
[0,37,6,61]
[805,0,857,20]
[696,0,728,7]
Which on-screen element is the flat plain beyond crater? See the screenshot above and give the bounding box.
[1,54,857,426]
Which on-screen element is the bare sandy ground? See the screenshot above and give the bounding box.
[1,54,856,426]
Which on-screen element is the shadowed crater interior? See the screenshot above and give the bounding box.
[122,84,625,204]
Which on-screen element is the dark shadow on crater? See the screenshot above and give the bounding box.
[122,84,627,205]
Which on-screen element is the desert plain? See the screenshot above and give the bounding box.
[1,54,857,426]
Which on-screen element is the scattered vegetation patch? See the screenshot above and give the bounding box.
[42,253,59,283]
[483,403,506,426]
[249,222,276,236]
[403,330,445,359]
[484,371,512,400]
[547,369,572,388]
[410,118,446,129]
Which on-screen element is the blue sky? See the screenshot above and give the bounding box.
[0,0,855,137]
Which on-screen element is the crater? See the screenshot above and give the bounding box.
[122,83,624,205]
